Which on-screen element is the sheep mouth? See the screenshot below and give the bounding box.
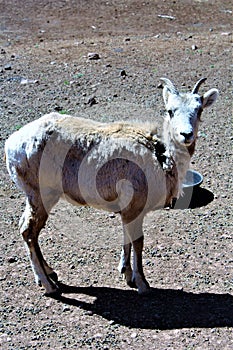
[178,135,194,146]
[183,139,194,146]
[176,138,194,147]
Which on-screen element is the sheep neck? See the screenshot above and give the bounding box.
[163,124,195,196]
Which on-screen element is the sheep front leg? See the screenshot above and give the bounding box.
[121,215,150,294]
[20,198,59,296]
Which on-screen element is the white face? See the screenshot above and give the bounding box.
[164,92,203,146]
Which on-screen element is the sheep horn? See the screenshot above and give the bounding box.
[160,78,179,95]
[192,78,207,94]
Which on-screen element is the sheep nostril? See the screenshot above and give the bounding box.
[180,131,194,142]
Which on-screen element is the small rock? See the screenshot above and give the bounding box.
[87,96,97,106]
[1,48,6,54]
[54,106,63,112]
[85,310,93,316]
[62,305,71,312]
[8,256,17,263]
[88,52,100,60]
[192,44,198,50]
[20,78,39,85]
[93,333,103,338]
[158,14,175,20]
[131,332,137,338]
[4,64,12,70]
[221,32,231,36]
[120,69,127,77]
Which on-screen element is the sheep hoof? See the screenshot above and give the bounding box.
[48,272,59,282]
[37,280,42,287]
[127,279,137,289]
[138,286,151,295]
[137,281,151,295]
[37,272,58,286]
[44,288,61,299]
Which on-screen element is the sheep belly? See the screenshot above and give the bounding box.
[61,140,169,216]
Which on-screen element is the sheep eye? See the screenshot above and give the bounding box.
[168,110,174,118]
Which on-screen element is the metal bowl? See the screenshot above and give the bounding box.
[182,169,203,189]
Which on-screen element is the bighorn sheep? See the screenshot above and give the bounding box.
[5,78,218,296]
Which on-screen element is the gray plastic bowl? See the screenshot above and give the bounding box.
[182,169,203,189]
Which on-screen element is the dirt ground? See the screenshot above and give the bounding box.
[0,0,232,349]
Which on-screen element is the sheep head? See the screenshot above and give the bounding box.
[161,77,219,147]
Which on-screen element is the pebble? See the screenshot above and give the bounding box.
[88,52,100,60]
[87,96,97,106]
[62,305,71,312]
[221,32,231,36]
[192,44,198,50]
[20,78,39,85]
[4,64,12,70]
[158,14,175,20]
[54,106,63,112]
[7,256,17,263]
[120,69,127,77]
[131,332,137,338]
[84,310,93,316]
[93,333,103,338]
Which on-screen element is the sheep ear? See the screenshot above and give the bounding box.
[202,88,219,108]
[161,77,178,105]
[163,86,171,105]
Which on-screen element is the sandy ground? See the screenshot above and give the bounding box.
[0,0,232,349]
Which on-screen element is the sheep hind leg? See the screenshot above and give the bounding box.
[20,197,59,296]
[42,258,58,283]
[118,242,136,288]
[132,236,150,295]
